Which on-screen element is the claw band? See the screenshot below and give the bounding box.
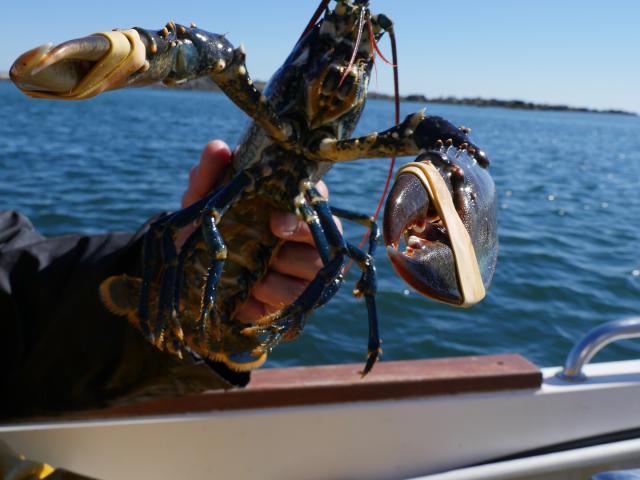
[23,29,146,100]
[397,162,485,307]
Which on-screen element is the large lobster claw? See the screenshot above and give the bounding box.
[383,144,498,307]
[9,24,238,100]
[10,30,148,100]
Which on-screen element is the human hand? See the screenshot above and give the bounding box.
[178,139,341,324]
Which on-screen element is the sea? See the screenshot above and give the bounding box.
[1,81,639,369]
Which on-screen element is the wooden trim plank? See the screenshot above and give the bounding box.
[73,354,541,420]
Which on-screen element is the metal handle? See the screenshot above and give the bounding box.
[557,317,640,382]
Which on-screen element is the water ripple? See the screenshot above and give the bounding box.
[1,83,639,368]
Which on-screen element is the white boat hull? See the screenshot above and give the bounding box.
[2,357,640,479]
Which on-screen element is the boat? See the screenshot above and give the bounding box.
[2,317,640,479]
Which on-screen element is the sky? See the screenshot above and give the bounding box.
[2,0,639,113]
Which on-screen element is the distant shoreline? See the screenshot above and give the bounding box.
[370,92,638,117]
[2,73,636,117]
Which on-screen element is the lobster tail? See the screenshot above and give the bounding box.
[100,275,142,325]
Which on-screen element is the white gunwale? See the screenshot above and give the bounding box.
[3,355,640,479]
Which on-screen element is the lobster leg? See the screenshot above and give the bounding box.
[329,206,381,375]
[247,194,343,331]
[246,187,382,375]
[286,198,342,310]
[156,225,182,353]
[309,112,489,167]
[345,241,380,376]
[193,172,255,351]
[297,192,383,375]
[207,46,293,146]
[137,193,218,343]
[197,213,226,340]
[138,219,161,340]
[298,200,331,266]
[116,171,253,361]
[245,244,345,353]
[138,212,187,345]
[330,207,379,257]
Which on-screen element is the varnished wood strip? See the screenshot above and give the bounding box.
[73,354,541,420]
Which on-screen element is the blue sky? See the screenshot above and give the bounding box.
[2,0,639,112]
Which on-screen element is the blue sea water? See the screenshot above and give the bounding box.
[1,81,639,369]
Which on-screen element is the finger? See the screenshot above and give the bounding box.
[251,271,308,308]
[333,215,343,235]
[270,178,341,243]
[181,190,200,210]
[236,295,283,324]
[235,296,266,324]
[182,140,231,208]
[175,223,196,250]
[315,180,329,199]
[192,139,232,195]
[270,211,344,244]
[270,211,315,245]
[178,140,232,247]
[270,243,323,281]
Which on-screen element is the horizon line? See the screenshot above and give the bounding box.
[1,72,637,116]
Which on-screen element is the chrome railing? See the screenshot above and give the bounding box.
[558,317,640,382]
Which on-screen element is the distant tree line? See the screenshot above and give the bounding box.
[1,72,635,116]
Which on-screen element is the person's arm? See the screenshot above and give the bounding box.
[0,209,186,419]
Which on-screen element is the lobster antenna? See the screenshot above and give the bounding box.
[345,21,400,275]
[372,27,400,221]
[338,7,367,87]
[367,18,396,67]
[300,0,331,41]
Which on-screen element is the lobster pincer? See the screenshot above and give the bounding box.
[382,138,498,307]
[312,111,497,306]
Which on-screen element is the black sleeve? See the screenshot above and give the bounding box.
[0,211,249,421]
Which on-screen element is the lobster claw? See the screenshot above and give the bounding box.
[10,30,147,100]
[10,24,239,102]
[383,148,498,307]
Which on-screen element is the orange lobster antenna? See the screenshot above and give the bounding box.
[367,18,396,67]
[346,23,400,274]
[338,7,367,88]
[370,27,399,223]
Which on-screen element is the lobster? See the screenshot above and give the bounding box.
[9,0,498,376]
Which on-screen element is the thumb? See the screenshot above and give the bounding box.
[182,140,232,208]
